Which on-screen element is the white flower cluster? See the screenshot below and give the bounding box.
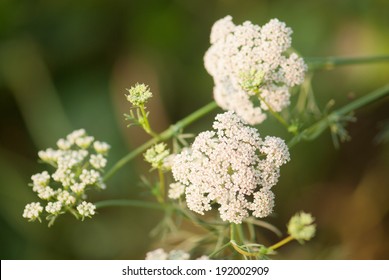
[144,143,170,169]
[287,211,316,243]
[172,111,290,224]
[204,16,307,125]
[145,248,208,260]
[23,129,110,225]
[126,83,153,106]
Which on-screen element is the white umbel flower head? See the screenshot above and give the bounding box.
[144,143,170,169]
[79,169,101,185]
[287,211,316,243]
[204,16,307,125]
[75,136,95,149]
[45,201,62,214]
[126,83,153,106]
[25,129,110,226]
[57,190,76,206]
[93,141,111,154]
[77,201,96,219]
[31,171,51,187]
[70,183,86,194]
[37,186,56,200]
[89,154,107,169]
[23,202,43,221]
[172,111,290,224]
[66,129,86,144]
[57,138,72,150]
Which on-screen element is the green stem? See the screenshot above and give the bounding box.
[269,235,294,251]
[103,101,218,181]
[306,55,389,71]
[94,199,166,210]
[256,91,291,131]
[262,100,289,128]
[289,83,389,147]
[158,168,165,203]
[209,242,231,258]
[139,105,158,137]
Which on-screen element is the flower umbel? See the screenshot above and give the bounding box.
[144,143,170,169]
[126,83,153,106]
[23,129,110,226]
[22,202,43,222]
[172,111,290,223]
[77,201,96,220]
[204,16,307,125]
[124,83,156,136]
[287,211,316,243]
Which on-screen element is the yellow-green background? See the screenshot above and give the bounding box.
[0,0,388,259]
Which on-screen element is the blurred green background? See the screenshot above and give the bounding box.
[1,0,388,259]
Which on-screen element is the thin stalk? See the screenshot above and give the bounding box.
[158,168,165,203]
[230,224,257,258]
[103,101,218,181]
[236,224,246,244]
[289,83,389,147]
[139,105,157,137]
[256,92,291,131]
[306,55,389,71]
[209,242,231,258]
[230,240,259,257]
[95,199,166,210]
[269,235,294,251]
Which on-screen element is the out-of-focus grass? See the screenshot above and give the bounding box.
[0,0,388,259]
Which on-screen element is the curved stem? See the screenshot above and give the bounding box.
[139,105,157,137]
[95,199,166,210]
[257,93,291,130]
[230,240,259,257]
[103,101,218,181]
[269,235,294,251]
[289,83,389,147]
[306,55,389,71]
[209,242,231,258]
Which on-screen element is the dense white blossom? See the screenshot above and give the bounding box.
[80,169,100,185]
[56,138,72,150]
[38,148,62,163]
[24,129,109,226]
[204,16,307,125]
[287,211,316,243]
[23,202,43,221]
[126,83,153,106]
[70,183,86,194]
[45,201,62,214]
[37,186,56,200]
[75,136,95,149]
[66,129,86,144]
[172,111,290,224]
[31,171,50,187]
[168,182,186,199]
[93,141,111,154]
[77,201,96,218]
[57,190,76,206]
[90,154,107,169]
[144,143,170,169]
